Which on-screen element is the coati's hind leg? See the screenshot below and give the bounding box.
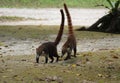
[49,47,59,62]
[49,53,59,63]
[54,54,59,62]
[56,56,59,62]
[73,47,77,57]
[49,56,54,63]
[53,51,59,62]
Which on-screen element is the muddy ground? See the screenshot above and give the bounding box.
[0,37,120,56]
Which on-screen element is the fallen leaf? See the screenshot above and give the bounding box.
[71,64,76,68]
[98,74,103,77]
[76,74,81,76]
[2,76,8,78]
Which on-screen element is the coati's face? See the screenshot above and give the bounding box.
[61,47,67,57]
[61,45,71,57]
[61,47,69,57]
[36,47,48,63]
[36,48,42,63]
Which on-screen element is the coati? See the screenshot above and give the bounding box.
[61,3,77,60]
[36,9,65,63]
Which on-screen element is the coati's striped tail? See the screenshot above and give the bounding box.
[54,9,65,46]
[64,3,73,35]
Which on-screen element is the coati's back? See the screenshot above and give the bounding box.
[36,42,57,63]
[36,9,65,54]
[61,3,77,60]
[36,9,65,63]
[36,42,54,55]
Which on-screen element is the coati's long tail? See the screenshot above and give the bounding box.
[54,9,65,46]
[64,3,73,35]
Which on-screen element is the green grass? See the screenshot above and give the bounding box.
[0,25,63,40]
[0,42,4,46]
[0,25,119,40]
[0,0,117,8]
[0,16,39,22]
[0,16,25,22]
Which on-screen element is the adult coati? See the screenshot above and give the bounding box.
[36,9,65,63]
[61,3,77,60]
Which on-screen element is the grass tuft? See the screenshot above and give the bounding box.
[0,25,119,40]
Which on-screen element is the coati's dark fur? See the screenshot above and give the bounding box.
[61,3,77,60]
[36,9,65,63]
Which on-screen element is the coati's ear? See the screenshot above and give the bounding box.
[36,48,38,51]
[36,48,39,53]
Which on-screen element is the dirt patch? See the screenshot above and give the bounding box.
[0,50,120,83]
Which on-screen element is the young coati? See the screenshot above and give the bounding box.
[36,9,65,63]
[61,3,77,60]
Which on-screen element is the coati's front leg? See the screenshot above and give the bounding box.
[45,56,48,63]
[56,56,59,62]
[45,54,49,63]
[61,46,67,58]
[64,47,72,60]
